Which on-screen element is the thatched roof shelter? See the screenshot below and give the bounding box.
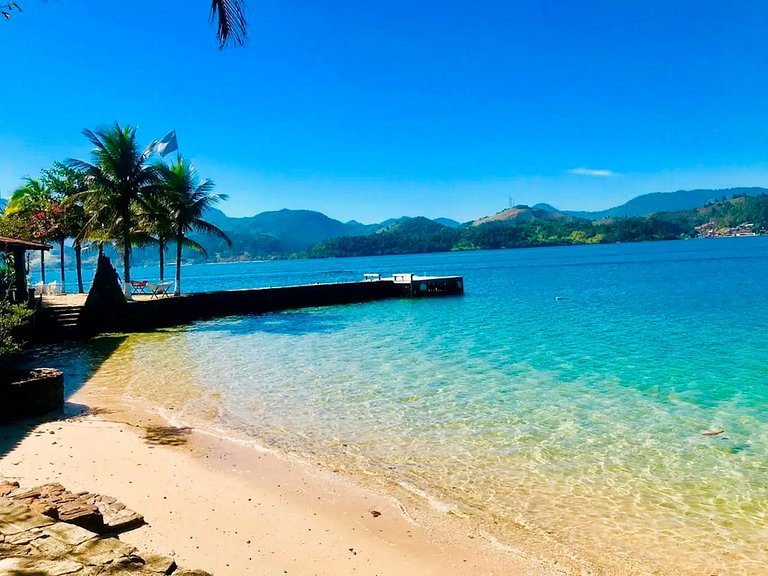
[0,236,51,300]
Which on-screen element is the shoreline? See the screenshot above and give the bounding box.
[0,393,577,576]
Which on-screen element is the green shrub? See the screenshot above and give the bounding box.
[0,301,33,365]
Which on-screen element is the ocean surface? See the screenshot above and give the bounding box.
[27,238,768,574]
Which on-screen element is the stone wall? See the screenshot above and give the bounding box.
[0,369,64,422]
[82,280,401,334]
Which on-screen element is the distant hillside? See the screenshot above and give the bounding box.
[307,195,768,258]
[18,191,765,267]
[310,217,458,257]
[203,208,357,253]
[472,205,578,226]
[532,203,562,213]
[563,187,768,219]
[434,217,462,228]
[178,209,462,262]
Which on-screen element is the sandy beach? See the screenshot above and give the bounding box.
[0,394,574,576]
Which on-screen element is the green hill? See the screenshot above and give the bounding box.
[310,217,458,257]
[306,195,768,258]
[563,187,768,219]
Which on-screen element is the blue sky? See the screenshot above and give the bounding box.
[2,1,768,223]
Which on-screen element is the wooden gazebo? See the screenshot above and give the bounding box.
[0,236,51,301]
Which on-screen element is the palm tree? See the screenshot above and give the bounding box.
[156,157,231,295]
[5,177,52,284]
[69,122,159,299]
[137,193,174,283]
[44,163,88,293]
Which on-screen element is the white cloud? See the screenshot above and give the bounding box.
[568,167,615,177]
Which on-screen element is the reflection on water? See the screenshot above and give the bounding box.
[29,239,768,575]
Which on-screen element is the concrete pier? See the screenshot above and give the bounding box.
[36,274,464,339]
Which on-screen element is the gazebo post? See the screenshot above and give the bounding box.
[1,236,51,302]
[12,247,27,297]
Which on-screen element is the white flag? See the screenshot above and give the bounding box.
[157,130,179,158]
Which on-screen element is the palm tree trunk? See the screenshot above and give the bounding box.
[175,234,182,296]
[40,250,46,284]
[122,205,132,300]
[59,238,66,293]
[75,243,84,293]
[159,236,165,282]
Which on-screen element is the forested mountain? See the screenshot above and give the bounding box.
[434,217,462,228]
[310,217,460,257]
[184,210,462,261]
[472,205,578,226]
[9,189,768,266]
[563,187,768,219]
[308,195,768,258]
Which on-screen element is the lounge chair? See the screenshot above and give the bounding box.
[34,281,45,296]
[47,281,59,295]
[130,280,148,294]
[148,281,174,298]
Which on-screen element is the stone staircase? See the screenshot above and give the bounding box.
[42,304,84,339]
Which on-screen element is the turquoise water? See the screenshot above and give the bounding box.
[30,238,768,573]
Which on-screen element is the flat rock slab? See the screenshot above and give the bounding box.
[0,500,55,535]
[71,536,138,566]
[0,556,83,575]
[1,488,209,576]
[44,521,99,546]
[7,482,144,534]
[0,480,20,497]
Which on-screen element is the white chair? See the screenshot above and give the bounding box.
[148,281,174,298]
[34,281,45,296]
[47,281,59,295]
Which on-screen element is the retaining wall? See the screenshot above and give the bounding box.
[82,280,403,334]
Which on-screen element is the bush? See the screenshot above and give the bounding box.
[0,301,33,365]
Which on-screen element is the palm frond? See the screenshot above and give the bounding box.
[181,237,208,258]
[191,219,233,247]
[210,0,247,49]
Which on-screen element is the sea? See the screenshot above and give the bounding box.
[24,237,768,574]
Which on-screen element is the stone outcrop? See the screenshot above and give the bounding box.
[0,482,212,576]
[80,255,129,336]
[1,482,144,535]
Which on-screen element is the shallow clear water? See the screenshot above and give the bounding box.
[29,238,768,574]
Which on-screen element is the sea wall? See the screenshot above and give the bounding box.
[0,369,64,421]
[82,280,402,334]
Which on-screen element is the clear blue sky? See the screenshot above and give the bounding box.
[3,1,768,223]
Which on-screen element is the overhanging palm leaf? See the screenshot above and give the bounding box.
[3,3,247,49]
[210,0,247,49]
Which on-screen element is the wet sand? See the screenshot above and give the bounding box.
[0,399,574,576]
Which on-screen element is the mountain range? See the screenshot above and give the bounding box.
[3,187,766,264]
[192,186,768,260]
[556,187,767,219]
